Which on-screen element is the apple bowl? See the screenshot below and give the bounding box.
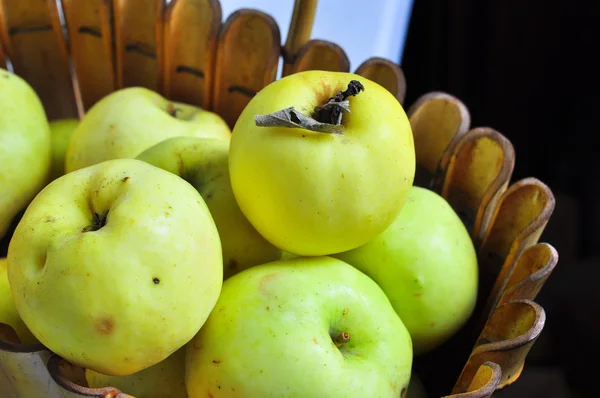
[0,0,558,397]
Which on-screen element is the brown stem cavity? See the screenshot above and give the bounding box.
[82,211,108,233]
[254,80,364,135]
[332,331,350,348]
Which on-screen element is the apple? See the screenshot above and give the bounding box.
[48,118,79,181]
[186,256,413,398]
[65,87,232,173]
[228,70,416,256]
[86,345,187,398]
[0,258,39,345]
[0,68,51,240]
[334,186,478,355]
[136,137,282,279]
[7,158,223,376]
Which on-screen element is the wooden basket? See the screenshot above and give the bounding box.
[0,0,558,397]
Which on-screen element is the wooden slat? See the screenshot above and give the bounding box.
[437,127,515,244]
[406,92,471,189]
[212,9,280,128]
[61,0,116,112]
[453,300,545,393]
[290,39,350,74]
[160,0,221,109]
[112,0,164,91]
[477,178,555,322]
[443,362,501,398]
[0,39,6,69]
[355,57,406,105]
[0,0,78,120]
[281,0,317,76]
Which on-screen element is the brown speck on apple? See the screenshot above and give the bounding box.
[313,337,318,344]
[95,316,114,335]
[212,359,221,365]
[266,306,270,311]
[122,176,130,182]
[414,293,423,297]
[343,308,349,315]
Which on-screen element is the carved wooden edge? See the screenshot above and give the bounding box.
[406,91,472,188]
[47,354,133,398]
[436,127,516,245]
[453,299,545,393]
[282,0,317,76]
[355,56,407,105]
[478,178,556,323]
[443,362,501,398]
[290,39,350,74]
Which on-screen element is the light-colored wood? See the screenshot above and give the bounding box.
[478,178,555,320]
[444,362,501,398]
[160,0,221,109]
[498,243,558,306]
[407,92,471,189]
[282,0,317,76]
[212,9,280,128]
[438,127,515,246]
[355,57,406,105]
[112,0,164,90]
[290,39,350,74]
[0,0,78,120]
[453,300,545,393]
[60,0,116,113]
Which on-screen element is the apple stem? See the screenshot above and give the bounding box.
[254,80,364,135]
[333,331,351,347]
[82,210,108,233]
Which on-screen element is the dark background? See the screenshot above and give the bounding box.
[401,1,599,397]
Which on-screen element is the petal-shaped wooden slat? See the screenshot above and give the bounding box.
[212,9,280,128]
[437,127,515,244]
[477,178,555,322]
[47,354,134,398]
[112,0,164,91]
[0,40,6,68]
[497,242,558,306]
[60,0,116,112]
[160,0,221,109]
[355,57,406,105]
[443,362,501,398]
[406,92,471,189]
[289,39,350,74]
[0,0,78,120]
[453,299,545,393]
[0,336,60,398]
[281,0,317,77]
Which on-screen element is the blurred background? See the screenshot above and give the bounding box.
[220,1,598,397]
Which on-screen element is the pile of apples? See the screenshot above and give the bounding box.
[0,67,479,398]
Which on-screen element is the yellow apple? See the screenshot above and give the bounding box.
[0,68,51,240]
[228,70,415,256]
[65,87,231,172]
[7,158,223,376]
[136,136,282,279]
[86,346,187,398]
[48,118,79,181]
[0,258,39,345]
[334,186,478,355]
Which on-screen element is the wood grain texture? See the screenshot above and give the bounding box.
[281,0,317,76]
[112,0,164,90]
[406,92,471,189]
[160,0,221,108]
[290,39,350,74]
[355,57,406,105]
[61,0,116,112]
[212,9,280,128]
[437,127,515,245]
[0,0,78,120]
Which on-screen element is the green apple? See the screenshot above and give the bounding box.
[65,87,232,173]
[48,118,79,181]
[137,136,282,279]
[228,70,416,256]
[334,186,478,355]
[0,258,39,345]
[86,345,187,398]
[186,256,413,398]
[7,158,223,376]
[0,68,51,240]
